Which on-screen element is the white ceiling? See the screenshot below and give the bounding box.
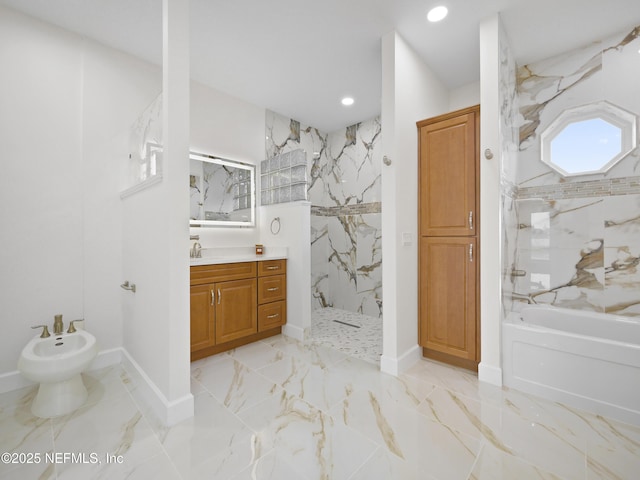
[2,0,639,131]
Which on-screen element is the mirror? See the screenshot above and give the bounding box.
[189,152,255,227]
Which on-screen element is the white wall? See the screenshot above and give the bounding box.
[380,32,450,375]
[0,3,265,419]
[121,0,193,425]
[450,81,481,111]
[478,16,503,385]
[259,202,311,341]
[0,6,150,388]
[82,23,163,377]
[188,81,265,249]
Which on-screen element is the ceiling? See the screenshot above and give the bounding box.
[2,0,639,131]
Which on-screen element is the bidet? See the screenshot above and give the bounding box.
[18,328,98,418]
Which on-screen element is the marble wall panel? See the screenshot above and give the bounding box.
[509,25,640,318]
[515,197,605,307]
[603,194,640,316]
[311,212,382,317]
[355,213,383,317]
[499,28,520,317]
[512,195,640,316]
[323,119,382,206]
[265,111,301,159]
[517,26,640,188]
[311,215,330,310]
[266,110,382,318]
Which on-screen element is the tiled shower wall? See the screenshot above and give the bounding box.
[508,25,640,317]
[265,111,382,317]
[499,25,520,318]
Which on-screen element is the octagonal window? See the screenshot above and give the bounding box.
[540,101,637,177]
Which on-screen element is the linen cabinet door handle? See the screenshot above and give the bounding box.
[469,211,473,230]
[469,244,473,262]
[217,288,221,305]
[211,290,215,306]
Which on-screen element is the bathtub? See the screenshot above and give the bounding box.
[502,305,640,426]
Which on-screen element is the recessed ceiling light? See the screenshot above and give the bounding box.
[427,5,448,22]
[341,97,354,106]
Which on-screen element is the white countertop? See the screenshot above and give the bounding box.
[190,246,288,266]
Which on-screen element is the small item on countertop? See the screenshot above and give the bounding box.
[255,244,264,255]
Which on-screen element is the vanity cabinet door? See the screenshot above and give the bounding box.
[418,109,478,237]
[419,236,477,362]
[215,278,257,344]
[190,284,216,352]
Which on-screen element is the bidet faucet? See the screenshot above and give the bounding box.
[53,314,64,335]
[31,325,51,338]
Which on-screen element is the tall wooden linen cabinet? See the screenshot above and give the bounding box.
[417,105,480,371]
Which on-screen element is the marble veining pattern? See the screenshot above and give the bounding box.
[511,194,640,315]
[128,92,163,188]
[265,110,382,318]
[4,338,639,479]
[507,24,640,318]
[517,25,640,187]
[499,26,520,318]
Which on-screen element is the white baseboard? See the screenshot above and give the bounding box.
[380,344,422,376]
[120,349,193,426]
[0,370,33,394]
[89,347,123,370]
[282,323,306,342]
[1,347,194,426]
[478,362,503,386]
[0,347,123,394]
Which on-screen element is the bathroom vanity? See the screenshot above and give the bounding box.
[190,256,287,361]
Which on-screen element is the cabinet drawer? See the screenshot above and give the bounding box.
[191,262,257,286]
[257,259,286,277]
[258,301,286,331]
[257,275,286,304]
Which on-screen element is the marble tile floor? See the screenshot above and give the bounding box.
[310,307,382,365]
[2,335,639,480]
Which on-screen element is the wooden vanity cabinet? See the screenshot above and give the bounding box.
[190,259,286,361]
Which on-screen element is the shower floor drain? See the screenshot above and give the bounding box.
[333,319,360,328]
